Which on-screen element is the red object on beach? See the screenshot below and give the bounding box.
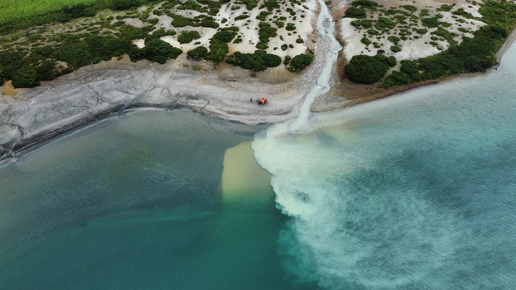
[257,97,268,105]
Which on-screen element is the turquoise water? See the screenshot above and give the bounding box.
[1,44,516,290]
[253,44,516,288]
[0,110,315,289]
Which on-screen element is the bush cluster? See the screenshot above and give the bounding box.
[178,30,201,44]
[257,22,277,49]
[288,53,313,72]
[112,0,144,11]
[139,38,182,64]
[226,50,281,72]
[204,28,238,64]
[382,25,507,87]
[187,46,208,60]
[351,0,378,8]
[344,54,396,84]
[344,7,367,18]
[0,35,138,88]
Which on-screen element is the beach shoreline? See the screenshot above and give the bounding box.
[1,17,516,163]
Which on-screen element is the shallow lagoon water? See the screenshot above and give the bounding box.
[0,110,315,289]
[2,39,516,290]
[253,44,516,288]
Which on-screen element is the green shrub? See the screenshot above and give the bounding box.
[401,5,417,12]
[283,55,291,65]
[344,7,367,18]
[400,59,419,74]
[422,17,440,28]
[11,65,39,88]
[214,29,237,43]
[351,20,361,27]
[28,46,54,62]
[235,15,250,21]
[0,52,22,77]
[36,61,59,81]
[361,19,373,28]
[128,47,145,61]
[172,15,193,27]
[433,28,450,38]
[264,53,282,67]
[104,38,134,56]
[367,29,379,35]
[226,51,265,71]
[187,46,208,60]
[288,53,313,72]
[438,4,454,12]
[242,0,258,10]
[275,21,285,28]
[390,45,402,52]
[351,0,378,8]
[256,42,268,49]
[178,0,201,10]
[58,43,91,69]
[256,11,271,21]
[143,39,182,64]
[147,18,159,25]
[375,17,395,30]
[258,22,277,43]
[382,69,414,87]
[113,0,143,11]
[118,24,153,40]
[361,37,371,45]
[178,30,201,43]
[264,0,280,10]
[388,36,400,43]
[344,54,396,84]
[286,23,296,31]
[206,38,228,63]
[385,8,397,15]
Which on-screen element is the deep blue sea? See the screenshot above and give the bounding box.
[1,43,516,289]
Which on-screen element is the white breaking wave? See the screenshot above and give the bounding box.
[253,2,516,288]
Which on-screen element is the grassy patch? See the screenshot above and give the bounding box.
[0,0,96,25]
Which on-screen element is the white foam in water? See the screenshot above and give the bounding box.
[254,1,516,288]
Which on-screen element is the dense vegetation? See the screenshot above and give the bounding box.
[287,53,314,72]
[344,0,516,87]
[0,35,137,87]
[0,0,314,88]
[345,54,396,84]
[381,0,516,87]
[226,50,281,71]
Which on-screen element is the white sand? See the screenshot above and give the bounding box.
[336,0,485,63]
[132,0,318,61]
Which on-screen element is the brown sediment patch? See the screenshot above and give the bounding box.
[1,81,19,97]
[313,72,477,112]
